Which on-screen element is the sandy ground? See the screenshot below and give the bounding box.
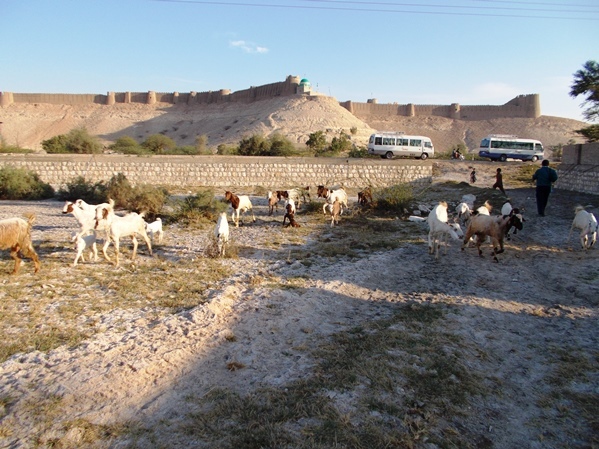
[0,162,597,448]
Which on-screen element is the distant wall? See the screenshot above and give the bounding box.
[0,155,432,190]
[340,94,540,121]
[556,143,599,195]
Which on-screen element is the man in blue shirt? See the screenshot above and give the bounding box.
[532,160,558,216]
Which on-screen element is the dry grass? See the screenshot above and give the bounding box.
[122,303,486,449]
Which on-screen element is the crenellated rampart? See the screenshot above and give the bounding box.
[2,76,541,121]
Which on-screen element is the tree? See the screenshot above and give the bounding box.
[570,60,599,122]
[306,131,327,154]
[142,134,176,154]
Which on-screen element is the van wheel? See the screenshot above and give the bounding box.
[531,155,538,162]
[420,153,428,160]
[499,154,507,162]
[385,151,394,159]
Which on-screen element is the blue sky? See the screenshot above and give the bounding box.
[2,0,598,121]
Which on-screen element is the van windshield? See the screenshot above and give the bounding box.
[480,138,490,148]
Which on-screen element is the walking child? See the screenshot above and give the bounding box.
[470,168,477,184]
[493,168,506,195]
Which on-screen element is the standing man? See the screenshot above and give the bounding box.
[532,160,558,216]
[493,168,507,196]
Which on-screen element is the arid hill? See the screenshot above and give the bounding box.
[0,95,586,154]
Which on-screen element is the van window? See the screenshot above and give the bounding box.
[398,138,409,146]
[382,137,395,145]
[424,141,432,148]
[409,139,422,147]
[375,137,383,145]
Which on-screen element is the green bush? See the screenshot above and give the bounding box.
[56,176,107,203]
[104,173,134,208]
[372,184,414,215]
[306,131,327,154]
[170,189,227,224]
[0,139,34,154]
[347,145,371,158]
[0,166,55,200]
[109,136,147,155]
[267,133,297,156]
[42,128,103,154]
[127,185,169,221]
[142,134,177,154]
[216,144,239,155]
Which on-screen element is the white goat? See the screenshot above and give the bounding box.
[322,188,348,215]
[426,201,464,259]
[62,199,113,238]
[71,232,98,266]
[94,204,153,266]
[0,215,40,274]
[568,206,598,250]
[145,217,164,244]
[455,202,473,226]
[462,213,523,262]
[214,212,230,257]
[475,200,492,216]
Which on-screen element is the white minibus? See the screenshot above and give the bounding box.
[478,135,544,162]
[367,133,434,160]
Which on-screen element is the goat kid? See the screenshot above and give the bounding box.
[282,203,301,227]
[72,231,98,266]
[427,201,463,260]
[0,214,40,274]
[568,206,598,250]
[358,187,373,207]
[330,199,341,227]
[215,212,230,256]
[62,198,114,238]
[224,191,256,227]
[267,191,280,216]
[145,217,164,244]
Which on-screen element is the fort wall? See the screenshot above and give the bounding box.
[0,154,432,191]
[2,76,540,121]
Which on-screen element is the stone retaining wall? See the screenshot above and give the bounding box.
[0,155,432,190]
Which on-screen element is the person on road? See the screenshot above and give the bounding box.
[532,159,558,216]
[470,168,477,184]
[493,167,506,195]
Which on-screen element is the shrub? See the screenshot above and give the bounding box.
[127,185,169,221]
[170,189,227,224]
[350,126,358,135]
[267,133,297,156]
[348,145,370,158]
[372,184,414,215]
[306,131,327,154]
[104,173,134,208]
[42,128,103,154]
[217,144,239,155]
[0,166,55,200]
[109,136,147,155]
[0,139,34,154]
[142,134,177,154]
[56,176,107,203]
[238,134,269,156]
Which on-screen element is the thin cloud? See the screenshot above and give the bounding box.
[229,40,269,54]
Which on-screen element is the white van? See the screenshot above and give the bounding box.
[478,135,544,162]
[367,132,434,160]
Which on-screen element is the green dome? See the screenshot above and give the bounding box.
[300,78,310,85]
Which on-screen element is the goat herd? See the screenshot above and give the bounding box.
[423,194,598,263]
[0,184,596,275]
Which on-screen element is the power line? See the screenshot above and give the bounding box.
[150,0,599,20]
[301,0,599,14]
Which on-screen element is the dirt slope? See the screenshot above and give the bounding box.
[0,95,587,153]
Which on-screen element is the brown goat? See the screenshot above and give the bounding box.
[283,204,301,228]
[0,214,40,274]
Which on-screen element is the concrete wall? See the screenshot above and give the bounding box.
[0,154,432,190]
[557,143,599,195]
